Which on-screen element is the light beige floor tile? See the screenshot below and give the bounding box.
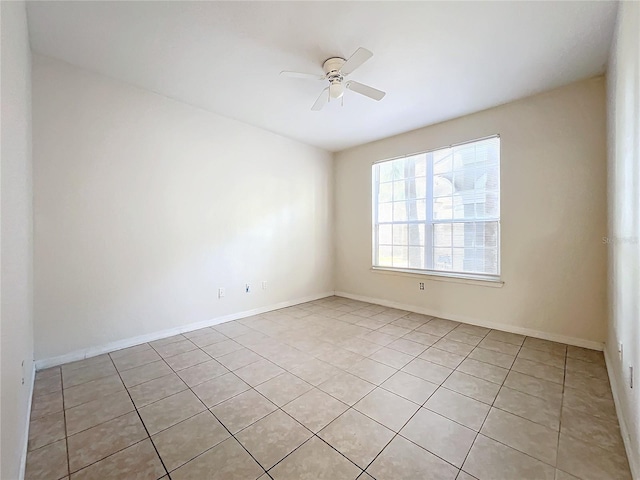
[481,408,558,465]
[62,362,117,389]
[354,387,420,432]
[348,358,397,385]
[432,338,475,356]
[255,372,312,406]
[25,438,68,480]
[468,347,515,369]
[457,358,508,384]
[164,348,211,371]
[67,412,147,472]
[369,347,414,369]
[214,321,253,338]
[216,347,262,370]
[289,358,341,386]
[340,338,384,356]
[503,371,563,403]
[417,321,457,337]
[234,358,285,386]
[152,411,229,472]
[455,324,490,337]
[111,348,161,371]
[192,372,250,407]
[367,435,458,480]
[153,339,197,358]
[565,356,607,380]
[318,348,365,370]
[318,371,376,406]
[182,327,216,339]
[69,439,165,480]
[35,366,61,381]
[31,390,64,419]
[564,370,612,396]
[380,371,438,405]
[202,338,244,357]
[420,347,466,369]
[512,357,564,384]
[562,386,617,422]
[402,358,453,385]
[65,390,135,436]
[443,371,500,404]
[444,330,483,346]
[149,334,186,348]
[211,389,277,434]
[63,374,125,409]
[319,409,394,469]
[282,388,349,433]
[485,330,525,346]
[494,386,561,430]
[109,343,152,360]
[402,331,441,347]
[189,330,228,348]
[560,407,625,455]
[401,408,475,467]
[269,436,361,480]
[33,375,63,397]
[555,469,580,480]
[557,433,631,480]
[566,346,604,364]
[61,355,112,374]
[477,338,520,356]
[462,434,555,480]
[522,337,567,356]
[425,387,490,431]
[119,360,173,388]
[138,390,205,435]
[378,324,412,337]
[387,338,428,355]
[127,373,188,408]
[360,330,400,347]
[176,359,228,387]
[236,410,312,469]
[517,347,565,369]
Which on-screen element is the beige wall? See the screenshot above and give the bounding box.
[335,77,608,347]
[606,1,640,476]
[33,55,333,362]
[1,1,35,478]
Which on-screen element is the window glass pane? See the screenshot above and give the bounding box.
[392,246,408,268]
[393,180,406,201]
[415,177,427,199]
[433,175,453,197]
[414,157,427,176]
[393,202,407,221]
[393,224,408,245]
[378,182,392,203]
[379,162,393,182]
[433,149,452,174]
[452,223,466,247]
[434,248,452,271]
[434,224,451,247]
[408,224,424,246]
[378,246,392,266]
[408,246,423,269]
[378,224,392,244]
[391,159,405,180]
[433,196,452,220]
[378,203,392,222]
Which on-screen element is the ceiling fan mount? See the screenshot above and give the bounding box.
[281,47,386,111]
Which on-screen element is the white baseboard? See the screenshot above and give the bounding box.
[604,346,639,480]
[35,291,335,370]
[335,291,604,351]
[19,362,36,480]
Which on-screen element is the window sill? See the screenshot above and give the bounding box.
[370,267,504,288]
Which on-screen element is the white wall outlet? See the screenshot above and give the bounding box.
[245,284,251,293]
[262,281,267,290]
[218,288,225,299]
[419,282,425,290]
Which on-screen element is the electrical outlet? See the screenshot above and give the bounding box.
[262,281,267,290]
[245,284,251,293]
[419,282,425,290]
[218,288,225,299]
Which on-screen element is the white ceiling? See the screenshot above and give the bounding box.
[26,1,617,152]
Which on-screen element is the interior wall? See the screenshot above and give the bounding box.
[606,1,640,476]
[32,55,333,362]
[1,1,35,478]
[334,77,608,347]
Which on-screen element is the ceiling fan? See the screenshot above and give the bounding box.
[281,47,386,111]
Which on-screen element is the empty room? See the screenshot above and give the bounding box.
[2,1,639,479]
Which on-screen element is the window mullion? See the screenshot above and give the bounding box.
[425,153,434,270]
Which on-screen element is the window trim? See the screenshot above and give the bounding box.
[371,134,501,282]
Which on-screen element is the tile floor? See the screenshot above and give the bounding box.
[25,296,632,480]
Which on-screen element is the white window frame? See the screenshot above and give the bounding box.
[371,135,501,283]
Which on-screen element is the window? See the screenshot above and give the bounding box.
[372,135,500,280]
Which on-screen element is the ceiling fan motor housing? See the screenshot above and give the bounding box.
[323,57,346,83]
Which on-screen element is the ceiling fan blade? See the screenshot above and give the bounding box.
[340,47,373,76]
[311,88,330,111]
[280,71,325,81]
[346,81,386,101]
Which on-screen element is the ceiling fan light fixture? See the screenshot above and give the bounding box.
[329,82,344,99]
